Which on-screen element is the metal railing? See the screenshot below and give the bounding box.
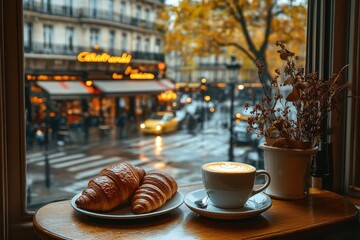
[23,3,160,31]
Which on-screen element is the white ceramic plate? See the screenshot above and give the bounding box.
[184,189,272,220]
[71,191,184,219]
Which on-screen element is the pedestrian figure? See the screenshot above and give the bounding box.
[187,114,197,135]
[36,122,48,146]
[117,110,127,139]
[82,112,91,143]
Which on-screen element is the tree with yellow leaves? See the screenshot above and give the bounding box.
[159,0,307,96]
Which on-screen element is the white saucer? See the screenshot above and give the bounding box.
[184,189,272,220]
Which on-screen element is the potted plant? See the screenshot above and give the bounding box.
[246,41,352,199]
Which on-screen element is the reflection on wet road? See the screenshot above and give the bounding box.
[26,126,253,209]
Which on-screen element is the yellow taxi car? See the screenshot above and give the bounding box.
[140,112,179,135]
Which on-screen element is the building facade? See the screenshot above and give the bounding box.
[23,0,170,130]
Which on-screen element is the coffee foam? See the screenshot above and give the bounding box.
[203,162,254,173]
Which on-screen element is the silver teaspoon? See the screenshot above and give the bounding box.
[194,195,209,208]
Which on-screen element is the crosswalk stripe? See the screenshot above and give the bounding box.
[61,180,90,194]
[26,152,44,158]
[52,155,103,168]
[27,152,66,164]
[74,168,103,180]
[36,153,85,166]
[73,159,155,180]
[67,156,122,172]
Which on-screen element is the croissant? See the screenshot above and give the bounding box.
[131,171,178,214]
[75,162,145,212]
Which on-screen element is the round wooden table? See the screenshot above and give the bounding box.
[33,184,359,240]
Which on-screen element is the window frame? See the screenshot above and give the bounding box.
[1,0,359,239]
[1,0,34,239]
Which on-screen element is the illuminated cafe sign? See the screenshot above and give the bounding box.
[112,66,155,80]
[77,52,132,64]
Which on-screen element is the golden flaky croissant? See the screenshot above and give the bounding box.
[131,171,178,214]
[75,162,145,212]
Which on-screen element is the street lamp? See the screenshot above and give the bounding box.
[226,55,241,162]
[199,77,207,130]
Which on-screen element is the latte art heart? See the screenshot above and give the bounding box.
[204,162,254,173]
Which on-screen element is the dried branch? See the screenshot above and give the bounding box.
[246,41,352,149]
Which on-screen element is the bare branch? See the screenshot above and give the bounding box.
[223,0,259,55]
[259,1,277,54]
[213,38,256,62]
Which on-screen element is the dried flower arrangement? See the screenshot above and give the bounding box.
[246,41,352,149]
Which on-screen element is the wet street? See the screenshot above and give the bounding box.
[26,110,256,210]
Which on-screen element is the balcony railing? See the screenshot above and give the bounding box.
[24,3,159,31]
[24,42,165,62]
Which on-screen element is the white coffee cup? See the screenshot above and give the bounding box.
[202,162,271,209]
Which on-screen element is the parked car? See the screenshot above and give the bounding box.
[233,121,256,144]
[140,112,179,135]
[233,106,256,144]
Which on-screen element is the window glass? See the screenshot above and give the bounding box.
[136,36,141,51]
[24,22,32,51]
[65,27,74,52]
[65,0,73,16]
[109,30,115,51]
[24,0,308,212]
[121,32,127,51]
[43,24,53,51]
[42,0,51,13]
[145,38,150,52]
[108,0,113,20]
[120,1,126,18]
[90,28,100,47]
[89,0,97,17]
[155,38,161,53]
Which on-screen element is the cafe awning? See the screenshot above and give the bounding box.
[36,81,95,99]
[158,79,175,90]
[93,80,175,96]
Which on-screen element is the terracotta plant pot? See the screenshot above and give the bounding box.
[260,144,318,200]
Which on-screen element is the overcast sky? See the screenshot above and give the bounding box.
[166,0,179,5]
